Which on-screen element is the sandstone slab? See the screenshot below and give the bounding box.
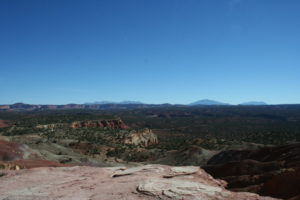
[0,165,278,200]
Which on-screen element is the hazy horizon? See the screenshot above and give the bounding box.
[2,99,300,105]
[1,0,300,105]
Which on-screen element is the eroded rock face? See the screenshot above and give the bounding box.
[260,168,300,199]
[204,143,300,199]
[0,140,23,161]
[124,128,158,147]
[0,165,277,200]
[71,119,129,129]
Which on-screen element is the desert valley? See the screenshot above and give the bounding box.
[1,0,300,199]
[0,103,299,199]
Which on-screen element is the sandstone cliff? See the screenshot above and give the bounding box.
[124,128,158,147]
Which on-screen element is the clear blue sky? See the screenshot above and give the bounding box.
[1,0,300,105]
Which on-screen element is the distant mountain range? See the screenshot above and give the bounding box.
[85,101,144,105]
[0,100,276,111]
[239,101,268,106]
[189,99,268,106]
[189,99,230,106]
[0,102,159,111]
[88,99,255,106]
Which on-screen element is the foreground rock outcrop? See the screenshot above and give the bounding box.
[0,164,277,200]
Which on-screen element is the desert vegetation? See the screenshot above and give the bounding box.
[0,105,300,199]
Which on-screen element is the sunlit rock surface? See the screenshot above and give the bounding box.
[124,128,158,147]
[0,165,277,200]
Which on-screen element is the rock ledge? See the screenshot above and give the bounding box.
[0,165,278,200]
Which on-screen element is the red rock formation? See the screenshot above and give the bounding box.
[0,140,23,161]
[0,165,277,200]
[71,119,129,129]
[0,120,13,128]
